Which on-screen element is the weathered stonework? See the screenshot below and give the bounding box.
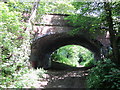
[30,14,110,69]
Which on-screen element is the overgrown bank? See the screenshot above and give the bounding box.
[0,2,46,88]
[87,59,120,89]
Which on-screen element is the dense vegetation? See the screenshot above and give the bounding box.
[0,0,120,89]
[51,45,94,67]
[68,1,120,89]
[87,59,120,89]
[0,1,46,88]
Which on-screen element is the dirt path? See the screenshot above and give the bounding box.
[39,62,90,89]
[45,70,88,88]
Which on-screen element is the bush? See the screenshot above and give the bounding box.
[0,2,45,88]
[87,59,120,89]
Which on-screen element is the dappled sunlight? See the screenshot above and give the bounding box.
[40,68,89,88]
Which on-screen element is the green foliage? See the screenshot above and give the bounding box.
[36,0,75,22]
[1,67,46,88]
[0,2,45,88]
[64,2,105,37]
[1,1,119,88]
[51,45,79,67]
[65,15,101,35]
[87,59,120,89]
[65,1,120,38]
[38,0,75,14]
[51,45,94,67]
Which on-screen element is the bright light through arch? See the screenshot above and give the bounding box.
[50,45,94,67]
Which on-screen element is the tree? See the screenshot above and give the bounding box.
[103,1,120,65]
[65,1,120,66]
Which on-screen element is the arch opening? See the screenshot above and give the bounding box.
[50,45,95,69]
[30,33,102,69]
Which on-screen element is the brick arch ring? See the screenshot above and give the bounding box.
[29,33,102,69]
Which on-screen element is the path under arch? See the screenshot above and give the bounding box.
[38,61,91,89]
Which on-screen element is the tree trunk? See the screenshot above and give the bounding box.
[29,0,40,23]
[104,1,119,66]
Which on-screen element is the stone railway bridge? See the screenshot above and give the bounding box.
[30,14,110,69]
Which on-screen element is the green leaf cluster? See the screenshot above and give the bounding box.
[87,59,120,89]
[38,0,75,14]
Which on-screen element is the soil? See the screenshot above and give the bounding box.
[39,61,91,89]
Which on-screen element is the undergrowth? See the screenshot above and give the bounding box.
[0,2,45,88]
[87,59,120,89]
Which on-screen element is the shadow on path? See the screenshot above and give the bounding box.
[42,61,91,89]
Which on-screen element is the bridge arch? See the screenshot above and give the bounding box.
[30,32,102,69]
[29,14,109,69]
